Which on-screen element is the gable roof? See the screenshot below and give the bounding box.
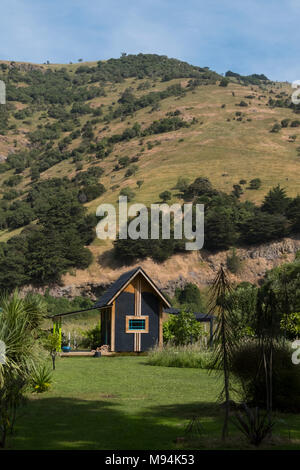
[94,266,171,309]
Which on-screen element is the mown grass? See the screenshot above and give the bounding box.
[8,357,300,450]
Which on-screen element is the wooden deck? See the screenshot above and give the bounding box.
[59,351,114,357]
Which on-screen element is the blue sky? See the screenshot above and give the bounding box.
[0,0,299,81]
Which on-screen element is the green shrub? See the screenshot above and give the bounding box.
[125,164,138,178]
[270,123,281,133]
[232,184,243,198]
[219,78,229,87]
[249,178,262,190]
[159,190,172,202]
[81,323,101,350]
[175,283,206,312]
[147,343,213,369]
[281,118,290,128]
[3,174,23,187]
[119,187,136,202]
[241,211,288,244]
[226,248,243,274]
[163,310,205,345]
[31,364,53,393]
[143,116,189,135]
[118,156,130,168]
[78,183,106,202]
[280,312,300,338]
[183,176,214,199]
[232,404,274,447]
[175,176,190,192]
[226,284,257,339]
[231,341,300,412]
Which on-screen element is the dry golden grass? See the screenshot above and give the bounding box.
[0,66,299,285]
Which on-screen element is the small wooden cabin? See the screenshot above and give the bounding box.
[94,267,171,352]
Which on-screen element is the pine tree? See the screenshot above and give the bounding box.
[261,185,290,215]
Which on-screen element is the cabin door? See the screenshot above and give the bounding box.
[101,308,111,347]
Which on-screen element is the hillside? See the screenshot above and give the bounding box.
[31,235,297,301]
[0,54,299,292]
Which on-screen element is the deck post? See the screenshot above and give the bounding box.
[111,304,115,352]
[159,302,163,348]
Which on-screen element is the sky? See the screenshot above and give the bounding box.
[0,0,300,81]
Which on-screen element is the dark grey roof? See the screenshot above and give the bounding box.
[194,313,215,321]
[164,307,215,321]
[94,266,170,309]
[94,267,140,308]
[164,307,181,315]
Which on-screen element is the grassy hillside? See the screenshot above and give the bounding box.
[0,54,299,287]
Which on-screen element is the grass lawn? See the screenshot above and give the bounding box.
[9,357,300,450]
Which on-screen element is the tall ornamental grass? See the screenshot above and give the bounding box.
[147,343,213,369]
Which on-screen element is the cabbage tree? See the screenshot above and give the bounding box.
[0,291,46,447]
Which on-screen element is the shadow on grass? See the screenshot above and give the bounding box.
[144,401,219,419]
[10,397,220,450]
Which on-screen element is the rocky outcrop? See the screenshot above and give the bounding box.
[22,236,300,300]
[21,282,109,301]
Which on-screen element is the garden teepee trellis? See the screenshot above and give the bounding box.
[52,317,62,351]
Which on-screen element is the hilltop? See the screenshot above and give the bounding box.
[0,53,299,292]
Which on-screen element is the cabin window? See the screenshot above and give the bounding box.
[129,319,145,330]
[126,315,149,333]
